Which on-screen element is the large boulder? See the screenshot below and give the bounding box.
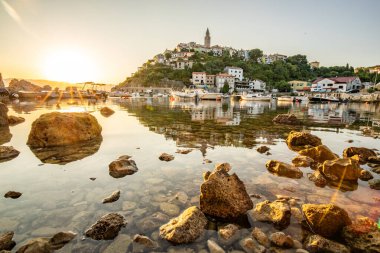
[85,213,126,240]
[250,200,291,230]
[342,217,380,253]
[266,160,303,179]
[321,158,362,181]
[0,103,8,126]
[7,115,25,126]
[159,206,207,244]
[0,146,20,163]
[298,145,338,164]
[200,165,253,219]
[17,231,76,253]
[273,114,299,125]
[27,112,102,147]
[304,234,350,253]
[0,127,12,145]
[109,155,138,178]
[286,131,322,151]
[302,204,351,238]
[8,79,41,93]
[0,232,15,251]
[343,147,377,164]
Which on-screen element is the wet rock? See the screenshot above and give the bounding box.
[251,227,270,247]
[159,152,174,161]
[218,224,240,245]
[308,170,327,187]
[266,160,303,179]
[0,127,12,145]
[239,237,266,253]
[200,166,253,219]
[0,232,15,251]
[286,131,322,151]
[27,112,102,147]
[368,179,380,190]
[109,155,138,178]
[136,212,169,232]
[256,146,270,154]
[304,234,350,253]
[214,162,232,173]
[169,191,188,205]
[102,190,120,204]
[372,166,380,174]
[4,191,22,199]
[90,177,96,181]
[269,232,294,248]
[302,203,351,238]
[176,149,192,154]
[359,170,374,181]
[103,234,132,253]
[7,115,25,126]
[322,158,362,181]
[343,147,377,164]
[298,145,338,164]
[273,114,299,125]
[0,146,20,162]
[49,231,76,250]
[16,238,51,253]
[132,234,158,252]
[292,155,314,167]
[0,103,8,126]
[291,207,303,223]
[159,206,207,244]
[159,202,180,216]
[368,156,380,164]
[204,158,212,164]
[342,217,380,253]
[207,240,225,253]
[85,213,126,240]
[203,171,211,181]
[100,107,115,117]
[251,200,291,230]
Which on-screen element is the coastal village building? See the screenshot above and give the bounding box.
[310,61,320,69]
[172,60,193,70]
[215,73,235,91]
[249,80,266,91]
[258,53,288,64]
[192,72,207,85]
[311,76,361,92]
[288,80,312,91]
[224,66,244,81]
[206,75,215,85]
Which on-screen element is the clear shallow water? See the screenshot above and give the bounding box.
[1,98,380,252]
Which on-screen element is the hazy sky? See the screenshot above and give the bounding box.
[0,0,379,84]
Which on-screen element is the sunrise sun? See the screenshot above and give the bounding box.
[42,48,97,83]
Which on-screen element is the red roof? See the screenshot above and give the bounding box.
[312,76,358,84]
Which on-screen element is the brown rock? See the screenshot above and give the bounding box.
[0,146,20,162]
[109,156,138,178]
[266,160,303,179]
[251,227,270,247]
[218,224,240,245]
[257,146,270,154]
[343,147,377,164]
[132,234,158,252]
[251,200,291,229]
[308,170,327,187]
[239,237,266,253]
[322,158,362,181]
[359,170,374,181]
[4,191,22,199]
[16,238,51,253]
[7,115,25,126]
[48,231,76,250]
[200,167,253,219]
[273,114,299,125]
[102,190,121,203]
[298,145,338,164]
[159,206,207,244]
[292,155,315,167]
[85,213,126,240]
[302,203,351,238]
[214,162,231,173]
[368,156,380,164]
[269,232,294,248]
[0,232,15,251]
[100,107,115,117]
[175,149,192,154]
[304,234,350,253]
[159,153,174,161]
[0,103,9,126]
[27,112,102,147]
[286,131,322,151]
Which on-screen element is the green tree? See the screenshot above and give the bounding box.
[221,81,230,93]
[249,49,263,62]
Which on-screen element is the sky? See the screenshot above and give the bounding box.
[0,0,379,84]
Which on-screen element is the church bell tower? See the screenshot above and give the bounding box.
[204,28,211,48]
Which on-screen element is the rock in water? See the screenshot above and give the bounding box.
[16,238,51,253]
[27,112,102,147]
[207,240,225,253]
[0,103,8,126]
[266,160,303,179]
[286,131,322,151]
[0,146,20,162]
[269,232,294,248]
[102,190,121,203]
[109,155,138,178]
[292,155,315,167]
[159,206,207,244]
[321,158,362,181]
[257,146,270,154]
[304,234,350,253]
[251,227,270,247]
[368,156,380,164]
[273,114,299,125]
[4,191,22,199]
[308,170,327,187]
[298,145,338,164]
[239,237,266,253]
[218,224,240,245]
[48,231,76,250]
[132,234,158,252]
[251,200,291,230]
[302,203,351,238]
[100,107,115,117]
[359,170,373,181]
[368,179,380,190]
[85,213,126,240]
[7,79,41,93]
[200,165,253,219]
[159,153,174,161]
[0,232,16,251]
[343,147,377,164]
[7,115,25,126]
[342,217,380,253]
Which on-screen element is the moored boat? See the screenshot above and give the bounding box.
[200,92,223,100]
[277,96,294,102]
[17,90,42,99]
[240,93,272,101]
[309,94,339,102]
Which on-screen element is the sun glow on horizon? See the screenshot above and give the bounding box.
[42,49,97,83]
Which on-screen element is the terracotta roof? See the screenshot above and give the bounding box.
[312,76,358,84]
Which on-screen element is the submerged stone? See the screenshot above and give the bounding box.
[102,190,121,204]
[304,234,350,253]
[159,153,174,161]
[368,179,380,190]
[273,114,299,125]
[218,224,240,245]
[85,213,126,240]
[48,231,76,250]
[251,227,270,247]
[0,146,20,163]
[0,232,15,251]
[269,232,294,248]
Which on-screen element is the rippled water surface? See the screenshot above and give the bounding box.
[1,98,380,252]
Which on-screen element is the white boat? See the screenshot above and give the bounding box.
[200,92,223,100]
[17,91,42,99]
[171,90,197,99]
[309,94,339,102]
[131,92,141,98]
[277,96,294,102]
[295,96,309,102]
[241,93,272,101]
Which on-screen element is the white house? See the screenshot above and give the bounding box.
[173,60,193,70]
[311,77,361,92]
[249,80,266,91]
[192,72,207,85]
[215,73,235,91]
[224,66,243,81]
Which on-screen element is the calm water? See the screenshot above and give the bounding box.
[1,98,380,252]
